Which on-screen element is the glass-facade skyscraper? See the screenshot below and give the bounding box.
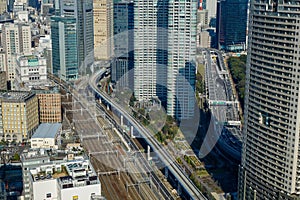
[51,16,78,80]
[59,0,94,70]
[239,0,300,199]
[216,0,247,52]
[111,0,134,89]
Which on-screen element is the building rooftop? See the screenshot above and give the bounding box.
[0,91,34,102]
[21,148,50,162]
[30,159,99,189]
[31,85,60,94]
[31,123,62,139]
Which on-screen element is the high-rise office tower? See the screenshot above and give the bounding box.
[93,0,113,60]
[2,23,31,82]
[216,0,247,52]
[111,0,134,88]
[0,0,6,13]
[58,0,94,69]
[239,1,300,199]
[51,16,78,80]
[28,0,40,9]
[167,0,197,119]
[8,0,15,12]
[206,0,217,19]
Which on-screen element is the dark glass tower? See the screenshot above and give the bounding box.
[51,16,78,80]
[59,0,94,70]
[111,0,134,89]
[216,0,247,52]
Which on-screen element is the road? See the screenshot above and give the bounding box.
[89,69,207,200]
[202,49,242,162]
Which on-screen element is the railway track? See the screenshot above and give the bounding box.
[54,73,169,200]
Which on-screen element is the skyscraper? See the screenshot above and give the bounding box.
[59,0,94,69]
[111,0,134,88]
[0,0,6,13]
[167,0,197,119]
[133,0,197,119]
[2,23,31,82]
[133,0,159,101]
[51,16,78,80]
[206,0,217,19]
[216,0,247,52]
[93,0,113,60]
[239,1,300,199]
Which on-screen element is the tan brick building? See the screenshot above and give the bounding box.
[33,87,62,123]
[0,91,39,142]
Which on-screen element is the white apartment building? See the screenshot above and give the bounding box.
[21,149,102,200]
[29,160,101,200]
[239,0,300,199]
[133,0,160,102]
[167,0,197,119]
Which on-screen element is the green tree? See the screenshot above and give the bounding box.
[227,56,246,110]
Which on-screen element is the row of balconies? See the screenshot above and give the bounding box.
[245,147,286,179]
[247,163,286,188]
[248,132,288,158]
[247,115,289,144]
[249,72,291,98]
[246,134,287,165]
[252,26,296,38]
[253,15,297,26]
[253,20,296,31]
[251,58,294,75]
[252,37,295,51]
[251,43,295,59]
[252,32,295,45]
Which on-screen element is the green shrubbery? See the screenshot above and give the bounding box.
[227,55,246,110]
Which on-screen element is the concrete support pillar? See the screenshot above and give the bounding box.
[131,126,134,138]
[107,104,110,111]
[164,167,168,178]
[121,115,124,126]
[177,182,182,196]
[243,170,247,200]
[147,145,151,161]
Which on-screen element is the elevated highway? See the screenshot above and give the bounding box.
[89,69,206,200]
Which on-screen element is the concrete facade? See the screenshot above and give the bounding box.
[0,91,39,142]
[239,1,300,199]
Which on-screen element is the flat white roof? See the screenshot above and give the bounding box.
[31,123,61,139]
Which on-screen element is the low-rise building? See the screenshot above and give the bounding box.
[33,86,62,123]
[15,55,47,89]
[21,149,51,199]
[0,91,39,142]
[21,149,102,200]
[30,123,62,149]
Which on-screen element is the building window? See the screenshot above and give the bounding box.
[46,193,51,198]
[73,196,78,200]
